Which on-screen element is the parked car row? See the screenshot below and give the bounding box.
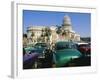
[23,41,91,69]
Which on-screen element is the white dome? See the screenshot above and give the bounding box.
[63,15,71,25]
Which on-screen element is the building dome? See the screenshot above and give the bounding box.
[63,15,71,26]
[62,15,72,31]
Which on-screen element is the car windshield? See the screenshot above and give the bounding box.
[79,44,90,48]
[34,43,47,48]
[55,42,76,50]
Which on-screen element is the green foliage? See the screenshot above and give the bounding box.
[40,27,52,42]
[23,34,27,38]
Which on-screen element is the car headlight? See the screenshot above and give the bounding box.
[42,50,45,54]
[71,56,79,59]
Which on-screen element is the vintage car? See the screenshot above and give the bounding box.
[33,43,49,54]
[23,50,39,69]
[77,43,91,56]
[53,41,82,67]
[23,43,49,69]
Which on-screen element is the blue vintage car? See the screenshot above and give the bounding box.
[23,43,49,69]
[53,41,82,67]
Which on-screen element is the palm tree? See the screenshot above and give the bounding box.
[23,34,27,38]
[56,25,68,40]
[56,25,71,41]
[62,30,67,36]
[44,27,51,43]
[67,30,70,41]
[23,34,28,47]
[41,28,45,42]
[41,27,51,43]
[56,25,62,35]
[31,32,34,37]
[62,30,70,41]
[31,32,35,43]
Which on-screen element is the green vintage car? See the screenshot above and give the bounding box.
[53,41,82,67]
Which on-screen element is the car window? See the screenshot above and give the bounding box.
[79,44,90,48]
[56,42,76,50]
[56,45,67,50]
[34,43,47,48]
[71,44,77,49]
[41,44,47,47]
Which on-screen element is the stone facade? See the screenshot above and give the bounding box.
[26,15,80,44]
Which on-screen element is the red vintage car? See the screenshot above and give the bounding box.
[78,43,91,56]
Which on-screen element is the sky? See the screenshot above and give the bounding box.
[23,10,91,37]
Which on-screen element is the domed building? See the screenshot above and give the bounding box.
[57,15,80,42]
[26,15,80,44]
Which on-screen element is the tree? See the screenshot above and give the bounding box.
[23,34,28,47]
[30,32,35,42]
[31,32,34,37]
[44,27,51,43]
[56,25,70,41]
[56,25,62,35]
[41,27,51,43]
[41,28,45,42]
[61,30,67,40]
[23,34,27,38]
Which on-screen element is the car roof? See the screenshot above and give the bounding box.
[77,42,88,45]
[56,41,75,44]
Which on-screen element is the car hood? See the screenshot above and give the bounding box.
[34,47,45,53]
[53,49,82,67]
[23,52,39,62]
[25,47,34,52]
